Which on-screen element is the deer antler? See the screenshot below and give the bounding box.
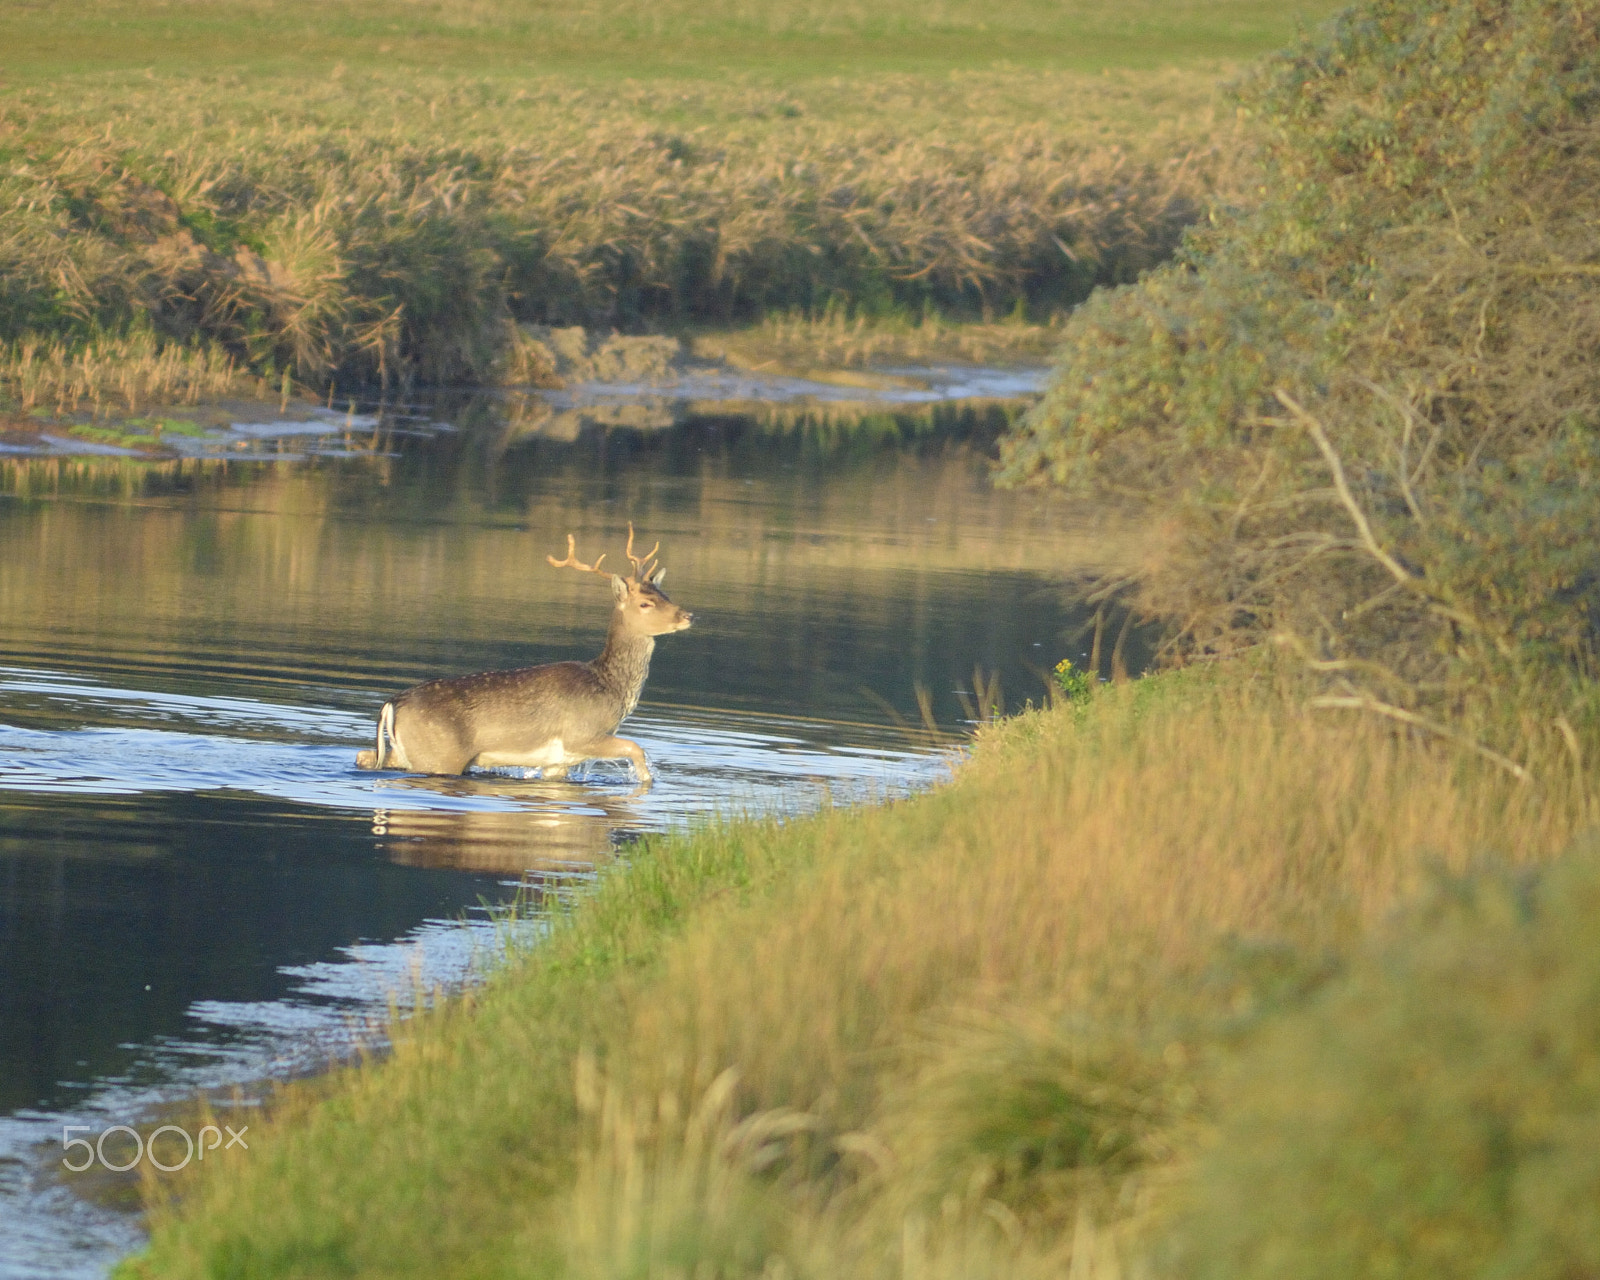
[546,534,609,577]
[624,522,661,582]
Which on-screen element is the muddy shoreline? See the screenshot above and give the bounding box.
[0,354,1050,462]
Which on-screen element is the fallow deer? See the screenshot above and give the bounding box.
[355,525,692,782]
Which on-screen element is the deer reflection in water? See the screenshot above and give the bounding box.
[367,772,648,873]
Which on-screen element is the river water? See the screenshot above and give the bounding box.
[0,381,1139,1276]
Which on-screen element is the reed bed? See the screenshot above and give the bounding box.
[0,67,1236,401]
[3,333,254,418]
[124,667,1592,1279]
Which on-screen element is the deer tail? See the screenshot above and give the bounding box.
[375,701,396,770]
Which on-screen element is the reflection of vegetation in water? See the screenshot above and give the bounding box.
[753,402,1019,453]
[490,391,1019,456]
[7,376,1024,461]
[0,411,1143,729]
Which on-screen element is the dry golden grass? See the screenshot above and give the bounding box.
[125,665,1590,1279]
[4,332,256,418]
[0,65,1242,405]
[692,308,1067,372]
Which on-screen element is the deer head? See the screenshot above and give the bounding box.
[547,524,693,637]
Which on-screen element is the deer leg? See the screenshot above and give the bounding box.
[586,735,652,784]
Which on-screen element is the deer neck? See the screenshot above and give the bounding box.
[590,612,655,718]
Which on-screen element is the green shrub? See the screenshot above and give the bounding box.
[1000,0,1600,766]
[1173,847,1600,1280]
[1052,657,1095,703]
[873,1014,1198,1236]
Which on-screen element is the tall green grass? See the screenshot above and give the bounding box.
[1176,847,1600,1280]
[123,666,1593,1279]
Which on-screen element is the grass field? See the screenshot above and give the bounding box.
[3,0,1330,80]
[0,0,1339,411]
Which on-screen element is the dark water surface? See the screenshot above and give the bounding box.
[0,394,1138,1276]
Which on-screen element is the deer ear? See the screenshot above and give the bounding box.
[610,574,628,605]
[650,567,666,587]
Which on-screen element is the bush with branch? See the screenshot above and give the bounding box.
[1001,0,1600,776]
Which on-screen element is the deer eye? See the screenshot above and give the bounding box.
[639,600,654,609]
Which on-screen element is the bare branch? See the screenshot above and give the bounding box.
[1510,261,1600,278]
[1275,390,1417,588]
[1352,375,1429,525]
[1084,574,1140,606]
[1230,452,1275,539]
[1276,391,1517,660]
[1272,631,1417,695]
[1343,582,1405,620]
[1308,695,1532,782]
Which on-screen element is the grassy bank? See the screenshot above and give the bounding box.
[0,0,1338,412]
[122,665,1597,1278]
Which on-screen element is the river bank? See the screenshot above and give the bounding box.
[115,660,1593,1278]
[0,323,1050,460]
[0,391,1125,1277]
